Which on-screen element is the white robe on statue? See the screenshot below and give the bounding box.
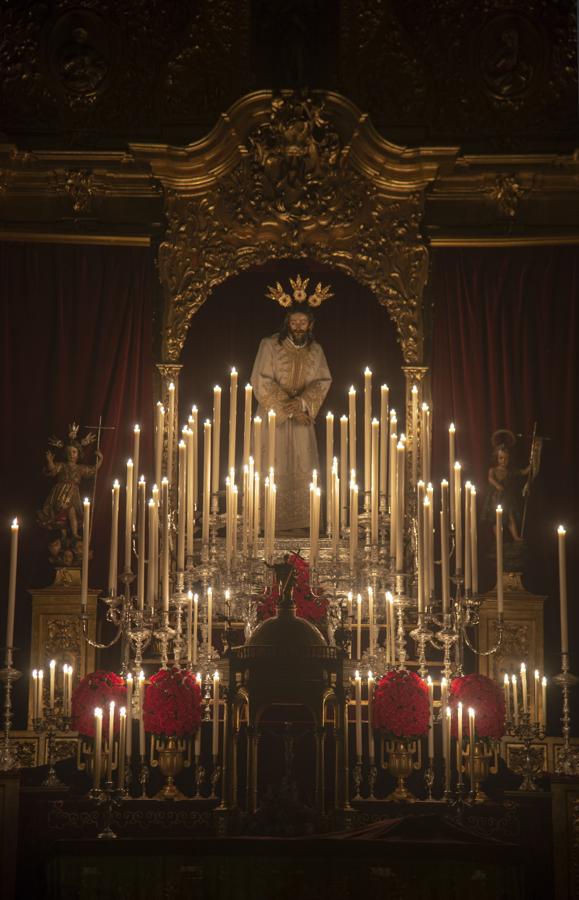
[251,334,332,531]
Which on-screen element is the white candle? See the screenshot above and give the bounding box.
[93,707,103,790]
[371,418,379,544]
[137,477,146,609]
[356,593,362,660]
[326,412,334,534]
[411,384,418,486]
[468,707,475,790]
[193,593,199,665]
[207,587,213,653]
[132,425,140,528]
[387,592,396,663]
[167,382,176,482]
[161,478,170,613]
[32,670,38,721]
[448,423,456,527]
[464,480,472,593]
[349,481,358,571]
[440,480,450,615]
[395,440,405,572]
[354,671,362,760]
[470,486,478,594]
[253,416,262,479]
[107,700,115,782]
[520,662,528,714]
[138,671,145,757]
[6,518,19,658]
[126,674,133,758]
[267,409,276,474]
[533,669,540,723]
[243,383,253,469]
[203,420,212,546]
[253,472,260,548]
[177,440,186,570]
[340,415,348,529]
[67,666,73,716]
[364,367,372,498]
[124,458,134,573]
[427,676,434,758]
[49,659,56,709]
[212,671,220,757]
[211,386,222,498]
[454,462,462,574]
[348,387,356,473]
[146,498,156,613]
[558,526,568,655]
[496,506,504,615]
[228,368,238,472]
[444,706,451,792]
[367,672,375,763]
[155,402,164,489]
[81,499,90,613]
[421,403,431,484]
[422,496,430,603]
[504,673,511,721]
[541,677,547,729]
[511,674,519,726]
[367,586,374,656]
[389,429,398,558]
[118,707,127,790]
[191,407,199,514]
[379,384,389,501]
[457,701,463,777]
[37,669,44,719]
[108,481,120,595]
[61,664,67,716]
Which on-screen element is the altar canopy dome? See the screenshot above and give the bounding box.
[245,598,327,652]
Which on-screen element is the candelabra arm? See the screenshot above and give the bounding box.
[462,615,503,657]
[81,611,124,650]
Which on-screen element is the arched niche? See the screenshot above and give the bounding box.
[131,90,459,367]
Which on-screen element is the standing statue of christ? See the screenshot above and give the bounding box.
[251,304,332,532]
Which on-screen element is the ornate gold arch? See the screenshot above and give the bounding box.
[131,91,458,365]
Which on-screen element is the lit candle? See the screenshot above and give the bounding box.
[456,701,463,780]
[161,478,170,613]
[496,506,504,615]
[389,428,398,558]
[367,671,375,764]
[207,587,213,653]
[7,517,19,656]
[243,383,253,469]
[67,666,73,716]
[62,665,68,716]
[541,677,547,729]
[454,461,462,574]
[326,412,334,534]
[137,477,146,609]
[348,386,357,475]
[202,420,212,546]
[364,367,372,499]
[37,668,44,719]
[212,671,220,757]
[185,424,194,559]
[253,472,260,548]
[444,706,451,793]
[395,440,405,572]
[266,409,276,475]
[470,486,478,594]
[146,498,156,613]
[154,402,164,489]
[504,673,511,721]
[193,593,199,665]
[354,671,362,760]
[464,480,472,593]
[379,384,389,502]
[93,707,103,790]
[367,586,374,656]
[422,496,431,603]
[167,382,175,482]
[138,671,145,757]
[107,700,115,782]
[132,425,140,528]
[187,591,193,665]
[520,663,528,714]
[426,483,434,598]
[356,593,362,660]
[211,386,222,500]
[49,659,56,709]
[411,384,418,487]
[191,406,199,513]
[421,403,431,484]
[349,481,358,571]
[534,669,540,723]
[441,677,448,711]
[387,592,396,664]
[118,707,126,790]
[108,481,120,595]
[124,458,134,573]
[440,480,450,615]
[81,499,90,613]
[468,707,476,791]
[558,526,568,655]
[31,670,38,720]
[253,416,262,479]
[427,676,434,759]
[371,418,379,544]
[228,367,238,472]
[340,415,348,530]
[448,423,456,527]
[126,674,133,758]
[177,440,186,570]
[511,674,519,726]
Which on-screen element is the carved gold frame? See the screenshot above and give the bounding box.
[131,90,458,365]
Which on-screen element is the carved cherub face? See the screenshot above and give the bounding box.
[497,448,510,467]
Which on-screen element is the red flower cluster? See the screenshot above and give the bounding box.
[143,667,202,738]
[71,670,126,738]
[449,674,506,740]
[257,553,329,623]
[373,669,430,739]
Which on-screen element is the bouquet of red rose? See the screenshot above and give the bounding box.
[257,553,329,623]
[373,669,430,739]
[143,667,202,738]
[449,674,506,740]
[71,670,126,739]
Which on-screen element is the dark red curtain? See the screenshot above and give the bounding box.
[0,241,156,720]
[430,246,579,676]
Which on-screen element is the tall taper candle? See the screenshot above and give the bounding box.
[464,480,472,593]
[243,383,252,468]
[167,382,175,482]
[132,425,140,527]
[348,386,356,473]
[6,518,18,658]
[107,700,115,782]
[454,462,462,574]
[212,671,220,757]
[267,409,276,473]
[191,406,199,512]
[371,418,379,544]
[155,402,164,489]
[496,505,504,615]
[138,672,145,757]
[367,671,375,764]
[364,367,372,499]
[380,384,389,502]
[349,481,358,571]
[354,671,363,760]
[253,416,262,479]
[108,481,120,595]
[93,707,103,790]
[411,384,418,486]
[340,415,348,529]
[440,480,450,615]
[202,420,211,546]
[389,428,398,558]
[228,367,238,472]
[186,426,194,560]
[49,659,56,709]
[211,386,221,499]
[422,403,431,484]
[177,440,186,570]
[468,707,475,791]
[126,674,133,757]
[118,707,126,790]
[137,477,146,609]
[326,412,334,534]
[395,440,405,572]
[427,676,434,758]
[470,486,478,594]
[193,593,199,665]
[161,478,170,613]
[448,423,456,527]
[81,499,90,613]
[207,587,213,654]
[146,497,157,613]
[558,525,568,655]
[356,593,362,660]
[124,459,134,573]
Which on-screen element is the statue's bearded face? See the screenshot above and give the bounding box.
[287,312,312,345]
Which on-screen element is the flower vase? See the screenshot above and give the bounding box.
[384,739,419,802]
[154,736,186,800]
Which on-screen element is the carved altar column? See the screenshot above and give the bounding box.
[156,362,183,488]
[28,574,99,727]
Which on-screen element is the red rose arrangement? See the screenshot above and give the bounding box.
[449,674,506,740]
[373,669,430,739]
[143,667,202,738]
[71,670,126,739]
[257,553,329,623]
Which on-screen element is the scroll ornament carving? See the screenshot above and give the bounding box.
[486,174,527,220]
[158,97,427,365]
[45,617,82,657]
[60,169,95,214]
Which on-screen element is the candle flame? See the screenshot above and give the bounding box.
[134,424,140,433]
[94,707,103,718]
[411,384,418,394]
[558,525,566,535]
[120,707,126,717]
[11,517,18,528]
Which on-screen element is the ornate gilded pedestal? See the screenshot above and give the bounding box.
[477,574,544,683]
